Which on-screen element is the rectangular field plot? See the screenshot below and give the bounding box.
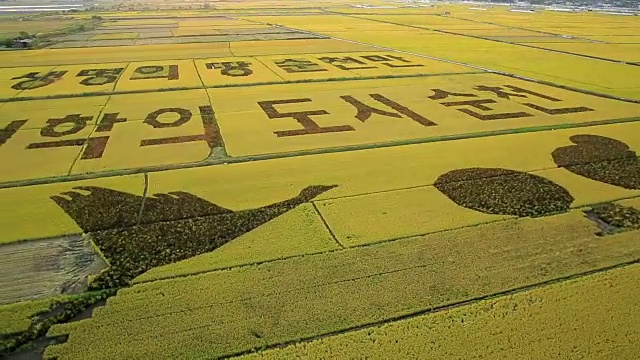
[70,114,214,175]
[0,43,234,67]
[0,52,475,99]
[101,89,211,121]
[197,52,474,86]
[239,262,640,359]
[0,66,57,99]
[195,57,283,86]
[0,125,96,183]
[209,73,640,157]
[8,64,128,99]
[115,60,203,91]
[0,90,219,182]
[0,96,109,130]
[529,43,640,62]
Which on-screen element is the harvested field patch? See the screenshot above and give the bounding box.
[133,38,180,46]
[0,234,106,304]
[83,39,137,47]
[137,31,174,39]
[89,33,139,40]
[171,27,223,37]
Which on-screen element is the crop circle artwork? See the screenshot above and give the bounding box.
[434,167,574,217]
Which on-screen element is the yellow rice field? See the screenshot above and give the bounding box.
[240,263,640,360]
[208,74,640,156]
[0,5,639,359]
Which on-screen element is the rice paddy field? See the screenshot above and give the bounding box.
[0,1,639,358]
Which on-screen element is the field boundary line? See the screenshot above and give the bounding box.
[1,116,638,190]
[0,70,483,103]
[274,16,640,104]
[438,13,607,44]
[338,13,637,67]
[222,259,640,359]
[311,202,344,249]
[192,58,207,88]
[0,48,405,70]
[132,193,640,285]
[253,56,287,81]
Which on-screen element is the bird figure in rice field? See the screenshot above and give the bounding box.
[51,184,337,290]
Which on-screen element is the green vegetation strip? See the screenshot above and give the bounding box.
[45,211,640,359]
[239,262,640,359]
[0,298,56,336]
[2,116,639,191]
[590,203,640,232]
[0,290,114,357]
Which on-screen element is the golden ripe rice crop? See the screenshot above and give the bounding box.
[230,38,374,56]
[0,43,233,67]
[115,60,203,91]
[101,89,210,120]
[531,43,640,62]
[240,263,640,359]
[0,66,56,99]
[194,57,283,86]
[1,6,639,359]
[12,63,127,98]
[208,74,640,157]
[69,117,213,175]
[44,211,640,359]
[0,95,108,129]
